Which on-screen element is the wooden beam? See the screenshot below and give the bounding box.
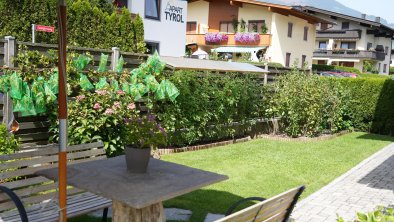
[230,0,243,7]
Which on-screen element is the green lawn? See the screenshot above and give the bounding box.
[70,132,394,222]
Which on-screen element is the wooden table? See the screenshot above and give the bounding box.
[37,156,228,222]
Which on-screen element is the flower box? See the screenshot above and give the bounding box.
[234,32,260,44]
[205,33,229,43]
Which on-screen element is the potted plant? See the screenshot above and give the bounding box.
[123,114,167,173]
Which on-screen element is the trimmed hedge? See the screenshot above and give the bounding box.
[336,78,394,135]
[390,67,394,75]
[312,64,361,74]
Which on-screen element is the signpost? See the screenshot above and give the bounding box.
[31,24,55,43]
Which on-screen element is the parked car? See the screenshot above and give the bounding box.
[319,72,344,78]
[330,70,359,78]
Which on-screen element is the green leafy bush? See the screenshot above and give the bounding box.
[338,206,394,222]
[266,69,351,137]
[154,70,262,146]
[0,0,146,53]
[268,62,284,68]
[390,67,394,75]
[0,124,19,155]
[312,64,361,74]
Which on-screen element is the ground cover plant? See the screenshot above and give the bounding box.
[71,132,394,222]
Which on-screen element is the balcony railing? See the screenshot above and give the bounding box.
[313,49,386,61]
[186,33,272,47]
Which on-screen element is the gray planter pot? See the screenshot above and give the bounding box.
[124,145,151,173]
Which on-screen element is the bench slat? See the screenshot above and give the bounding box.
[216,186,303,222]
[2,176,51,190]
[0,148,106,171]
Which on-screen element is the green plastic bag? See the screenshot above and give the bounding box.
[115,56,124,73]
[95,77,109,90]
[129,84,142,101]
[111,78,120,91]
[44,83,57,103]
[73,54,91,71]
[136,83,148,96]
[0,75,10,93]
[121,82,130,94]
[79,73,94,91]
[146,52,166,76]
[20,82,36,117]
[130,72,139,85]
[31,77,46,114]
[155,80,166,100]
[9,72,23,100]
[34,94,46,114]
[97,53,109,73]
[13,99,24,113]
[144,75,159,92]
[48,72,59,94]
[165,81,180,102]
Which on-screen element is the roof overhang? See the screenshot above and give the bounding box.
[161,56,268,73]
[211,46,266,53]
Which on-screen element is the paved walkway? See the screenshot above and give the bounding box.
[292,143,394,222]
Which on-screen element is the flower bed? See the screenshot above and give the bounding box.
[204,33,228,43]
[234,32,260,43]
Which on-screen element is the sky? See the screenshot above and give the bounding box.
[337,0,394,24]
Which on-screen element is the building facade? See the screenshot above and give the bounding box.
[300,6,394,74]
[115,0,187,57]
[186,0,327,68]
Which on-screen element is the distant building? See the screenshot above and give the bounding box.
[299,6,394,75]
[114,0,187,57]
[186,0,329,68]
[391,50,394,68]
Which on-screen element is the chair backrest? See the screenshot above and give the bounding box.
[0,141,106,214]
[215,186,305,222]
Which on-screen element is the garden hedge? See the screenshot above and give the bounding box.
[312,64,361,74]
[0,0,145,53]
[390,67,394,75]
[337,78,394,135]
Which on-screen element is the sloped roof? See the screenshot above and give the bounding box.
[161,56,268,73]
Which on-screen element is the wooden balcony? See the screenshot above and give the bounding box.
[313,49,386,61]
[186,34,272,47]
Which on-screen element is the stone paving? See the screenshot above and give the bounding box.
[292,143,394,222]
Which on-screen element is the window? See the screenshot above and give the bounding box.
[340,42,356,49]
[219,21,234,33]
[285,53,291,67]
[342,22,350,30]
[186,22,197,34]
[301,55,307,67]
[303,26,308,41]
[383,64,387,73]
[319,41,327,49]
[385,46,389,55]
[146,41,160,54]
[113,0,128,8]
[320,23,328,30]
[248,20,265,33]
[145,0,160,20]
[287,23,293,38]
[367,42,373,50]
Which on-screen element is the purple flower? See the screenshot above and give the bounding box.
[104,108,114,115]
[147,114,156,121]
[93,103,101,110]
[76,95,85,101]
[205,33,229,43]
[234,32,260,43]
[127,103,136,110]
[116,90,125,95]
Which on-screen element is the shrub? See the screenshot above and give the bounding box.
[266,69,351,137]
[268,62,284,68]
[154,70,262,146]
[312,64,361,74]
[0,0,146,53]
[338,206,394,222]
[0,124,19,155]
[390,67,394,75]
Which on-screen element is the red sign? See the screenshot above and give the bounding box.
[35,25,55,33]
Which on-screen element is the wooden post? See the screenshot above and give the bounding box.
[112,201,165,222]
[111,47,120,72]
[3,36,16,130]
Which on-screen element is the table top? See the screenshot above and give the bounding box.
[37,156,228,209]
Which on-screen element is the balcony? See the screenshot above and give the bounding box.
[316,30,362,40]
[313,49,386,61]
[186,34,272,47]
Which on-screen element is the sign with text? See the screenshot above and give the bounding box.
[164,1,184,23]
[35,25,55,33]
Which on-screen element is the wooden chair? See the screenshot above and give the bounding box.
[0,141,111,222]
[215,186,305,222]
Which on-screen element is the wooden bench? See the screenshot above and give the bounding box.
[215,186,305,222]
[0,141,111,222]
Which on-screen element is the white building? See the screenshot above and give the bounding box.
[186,0,329,69]
[300,6,394,75]
[115,0,187,57]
